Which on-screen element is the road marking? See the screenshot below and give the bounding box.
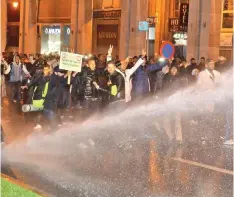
[171,157,234,176]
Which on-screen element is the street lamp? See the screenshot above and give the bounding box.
[12,1,19,9]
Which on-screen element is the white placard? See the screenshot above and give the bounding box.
[59,52,82,72]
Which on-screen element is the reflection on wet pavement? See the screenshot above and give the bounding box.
[1,86,233,197]
[2,129,233,197]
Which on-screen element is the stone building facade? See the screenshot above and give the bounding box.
[1,0,233,61]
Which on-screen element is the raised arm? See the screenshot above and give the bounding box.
[106,45,113,62]
[126,49,146,77]
[146,61,167,73]
[22,64,30,76]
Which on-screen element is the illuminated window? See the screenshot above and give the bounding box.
[7,2,20,22]
[222,0,233,29]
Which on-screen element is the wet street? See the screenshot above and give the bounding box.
[1,96,233,197]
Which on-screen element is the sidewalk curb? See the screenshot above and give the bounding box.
[1,173,55,197]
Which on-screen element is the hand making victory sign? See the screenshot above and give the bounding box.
[108,45,114,57]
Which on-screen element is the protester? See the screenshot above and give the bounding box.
[106,61,125,102]
[215,56,230,73]
[1,49,232,147]
[191,68,200,84]
[196,60,224,143]
[43,66,67,131]
[81,58,102,116]
[4,55,30,103]
[197,60,222,90]
[1,57,8,98]
[162,66,184,143]
[197,57,206,71]
[71,71,85,110]
[153,65,170,97]
[110,49,145,103]
[163,67,184,97]
[21,64,51,129]
[171,57,181,68]
[97,54,107,69]
[131,56,168,101]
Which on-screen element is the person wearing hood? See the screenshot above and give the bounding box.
[4,55,30,103]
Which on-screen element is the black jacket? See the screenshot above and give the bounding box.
[44,74,66,111]
[82,67,98,98]
[27,73,50,101]
[154,71,167,95]
[163,74,187,97]
[71,72,85,97]
[108,71,125,101]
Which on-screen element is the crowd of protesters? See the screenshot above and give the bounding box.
[0,46,233,145]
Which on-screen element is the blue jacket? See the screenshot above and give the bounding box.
[131,62,166,98]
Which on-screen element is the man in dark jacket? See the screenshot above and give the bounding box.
[81,58,102,116]
[131,56,168,101]
[163,66,187,97]
[153,65,170,97]
[71,71,85,109]
[197,57,206,71]
[187,58,197,74]
[107,61,125,102]
[21,64,51,129]
[43,66,68,131]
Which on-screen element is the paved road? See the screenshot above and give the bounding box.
[1,97,233,197]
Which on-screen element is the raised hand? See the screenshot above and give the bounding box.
[108,45,114,56]
[93,81,100,89]
[125,56,132,63]
[142,49,147,57]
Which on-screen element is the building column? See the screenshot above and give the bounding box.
[154,0,165,55]
[70,0,93,54]
[19,0,26,53]
[70,0,79,53]
[77,0,93,54]
[19,0,37,54]
[207,0,222,60]
[1,0,7,53]
[119,0,148,59]
[119,0,131,59]
[187,0,222,61]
